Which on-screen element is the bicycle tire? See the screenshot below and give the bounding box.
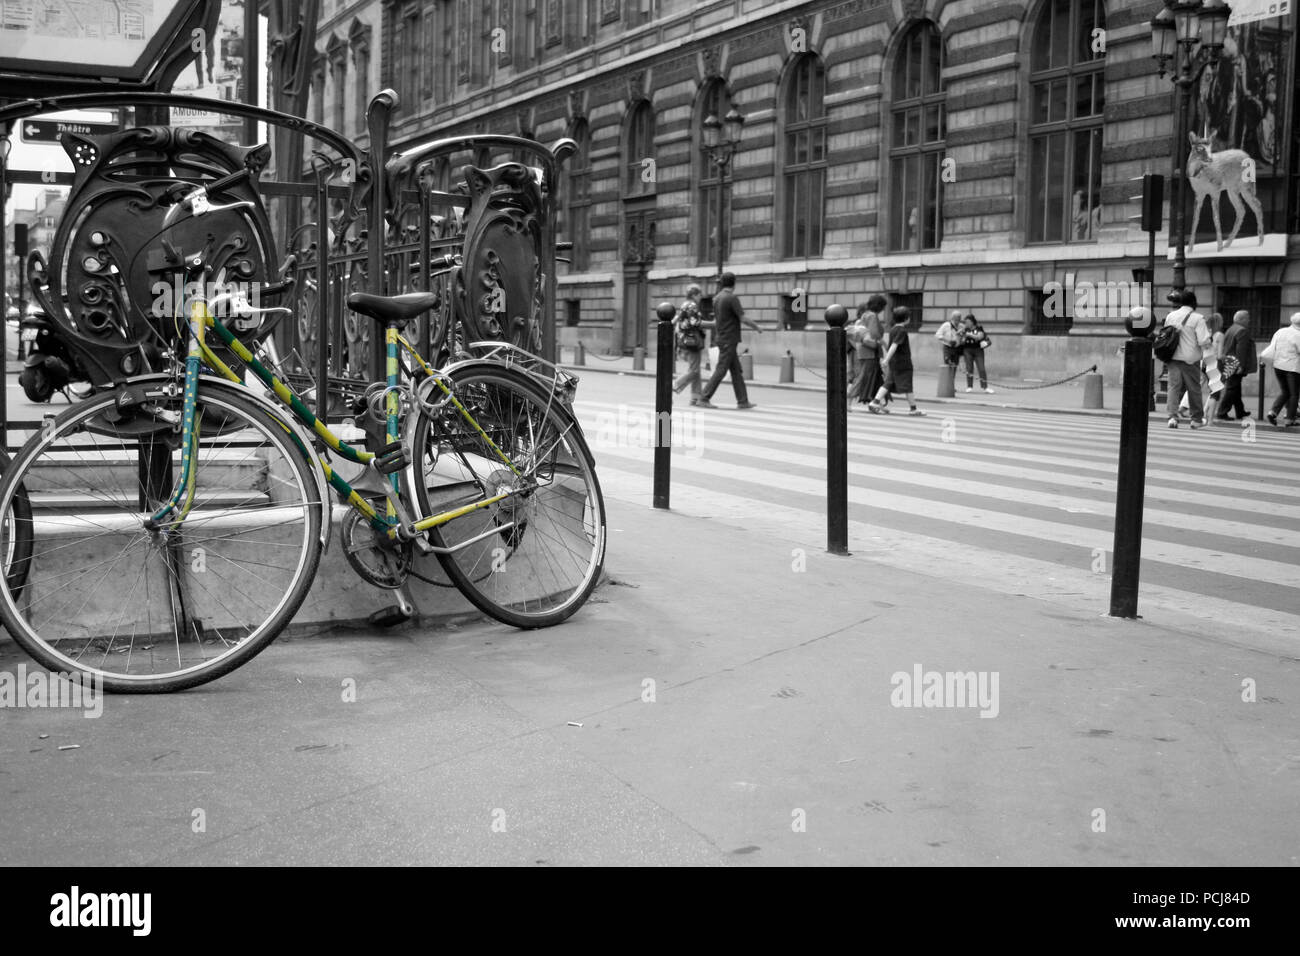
[0,383,324,693]
[412,364,606,628]
[0,449,34,599]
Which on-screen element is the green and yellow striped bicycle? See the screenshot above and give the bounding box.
[0,183,605,693]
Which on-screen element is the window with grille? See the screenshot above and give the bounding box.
[1027,0,1105,244]
[889,22,946,252]
[890,292,924,332]
[1026,288,1073,335]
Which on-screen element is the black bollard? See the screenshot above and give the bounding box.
[653,301,676,510]
[1110,308,1156,618]
[826,304,850,555]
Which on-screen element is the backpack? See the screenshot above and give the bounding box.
[676,304,704,350]
[1152,320,1182,362]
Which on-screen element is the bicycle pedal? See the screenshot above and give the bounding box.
[372,441,410,475]
[368,605,413,628]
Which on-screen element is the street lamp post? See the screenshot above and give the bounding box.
[701,107,746,279]
[1149,0,1231,293]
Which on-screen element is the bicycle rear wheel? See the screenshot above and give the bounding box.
[0,383,324,692]
[413,365,605,628]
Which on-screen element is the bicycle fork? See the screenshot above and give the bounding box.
[146,299,207,529]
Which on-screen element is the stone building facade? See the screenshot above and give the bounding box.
[314,0,1299,381]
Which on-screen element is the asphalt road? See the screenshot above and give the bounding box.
[1,368,1297,866]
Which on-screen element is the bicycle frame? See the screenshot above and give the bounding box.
[149,296,528,548]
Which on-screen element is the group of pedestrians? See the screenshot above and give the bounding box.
[668,276,1300,430]
[1157,288,1300,430]
[671,273,761,410]
[935,311,995,394]
[845,298,925,416]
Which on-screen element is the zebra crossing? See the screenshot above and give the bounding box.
[574,391,1300,645]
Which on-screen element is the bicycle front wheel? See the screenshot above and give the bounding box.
[0,383,324,692]
[0,450,34,599]
[413,365,606,628]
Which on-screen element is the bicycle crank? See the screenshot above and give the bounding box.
[341,497,413,589]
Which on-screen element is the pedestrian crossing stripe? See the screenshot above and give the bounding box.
[610,411,1300,520]
[578,399,1300,509]
[595,460,1300,653]
[575,397,1300,642]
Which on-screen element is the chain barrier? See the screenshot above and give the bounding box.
[796,358,828,381]
[574,340,626,363]
[963,364,1099,391]
[575,339,1096,393]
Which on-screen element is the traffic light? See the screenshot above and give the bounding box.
[13,222,27,258]
[1128,174,1164,233]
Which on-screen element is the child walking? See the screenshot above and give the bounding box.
[869,306,926,416]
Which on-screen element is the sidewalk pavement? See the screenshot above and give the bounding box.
[2,485,1296,865]
[566,350,1127,417]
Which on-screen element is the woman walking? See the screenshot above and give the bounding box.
[959,314,994,393]
[849,296,886,409]
[1262,312,1300,427]
[671,284,713,406]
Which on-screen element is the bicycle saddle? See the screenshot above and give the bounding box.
[347,291,440,327]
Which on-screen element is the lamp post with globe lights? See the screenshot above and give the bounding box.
[701,107,746,280]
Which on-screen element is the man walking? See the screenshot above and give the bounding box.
[1216,310,1257,421]
[698,272,762,410]
[1163,289,1211,429]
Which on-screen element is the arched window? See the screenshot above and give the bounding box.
[889,21,946,251]
[566,119,591,270]
[1027,0,1106,243]
[695,79,733,264]
[780,54,827,259]
[624,100,655,198]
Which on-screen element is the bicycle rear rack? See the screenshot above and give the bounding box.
[463,340,579,407]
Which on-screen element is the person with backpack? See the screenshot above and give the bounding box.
[959,313,994,393]
[671,284,713,406]
[1216,310,1258,422]
[1157,289,1211,429]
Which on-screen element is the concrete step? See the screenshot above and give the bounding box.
[28,489,270,512]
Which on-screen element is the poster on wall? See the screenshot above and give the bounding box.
[1179,6,1296,259]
